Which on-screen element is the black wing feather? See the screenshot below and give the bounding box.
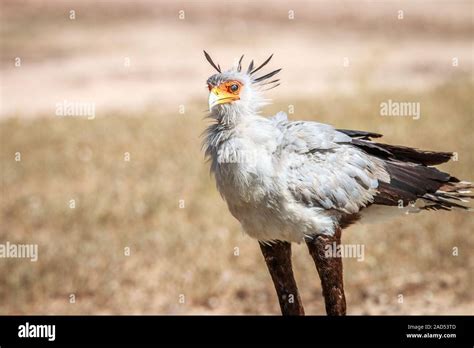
[339,129,466,210]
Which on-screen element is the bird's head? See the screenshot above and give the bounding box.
[204,51,281,119]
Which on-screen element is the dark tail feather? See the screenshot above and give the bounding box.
[351,139,453,166]
[337,129,383,140]
[426,181,474,210]
[374,161,473,211]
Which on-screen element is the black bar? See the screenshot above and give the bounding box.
[0,315,472,346]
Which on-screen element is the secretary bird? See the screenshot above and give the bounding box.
[202,51,473,315]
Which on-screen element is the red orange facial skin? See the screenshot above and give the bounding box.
[208,80,243,95]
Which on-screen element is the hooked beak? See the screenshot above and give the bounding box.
[208,87,239,110]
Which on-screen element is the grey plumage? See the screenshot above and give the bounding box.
[203,53,473,243]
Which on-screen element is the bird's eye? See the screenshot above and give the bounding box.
[229,84,239,93]
[207,83,212,91]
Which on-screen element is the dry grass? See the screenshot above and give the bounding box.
[1,79,473,314]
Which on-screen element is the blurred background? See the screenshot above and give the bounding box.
[0,0,472,314]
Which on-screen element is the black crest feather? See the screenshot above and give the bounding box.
[251,54,273,75]
[204,51,281,90]
[254,68,282,83]
[237,55,244,72]
[247,60,254,74]
[203,50,221,73]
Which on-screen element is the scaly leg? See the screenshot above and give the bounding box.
[306,229,346,315]
[259,241,305,315]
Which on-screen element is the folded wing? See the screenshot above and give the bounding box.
[275,119,472,214]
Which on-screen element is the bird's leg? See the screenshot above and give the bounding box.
[306,228,346,315]
[259,241,305,316]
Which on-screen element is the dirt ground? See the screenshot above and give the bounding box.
[0,0,473,314]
